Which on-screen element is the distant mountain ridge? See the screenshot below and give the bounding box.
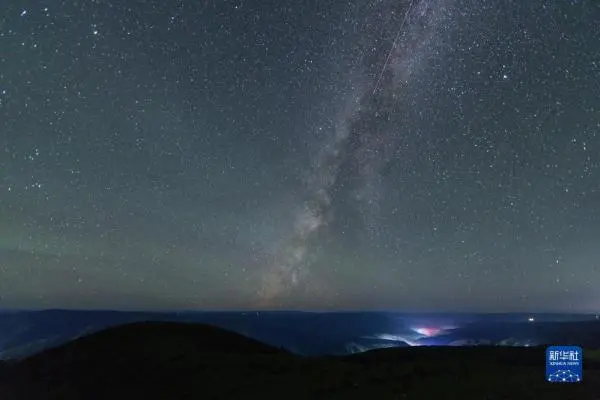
[0,310,599,360]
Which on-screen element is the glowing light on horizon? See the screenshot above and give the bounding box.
[413,327,442,337]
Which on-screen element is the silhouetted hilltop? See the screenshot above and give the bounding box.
[18,320,287,361]
[0,322,300,399]
[0,321,598,399]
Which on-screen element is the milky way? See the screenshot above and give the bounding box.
[258,0,457,306]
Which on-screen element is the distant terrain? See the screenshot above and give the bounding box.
[1,310,599,360]
[0,321,598,399]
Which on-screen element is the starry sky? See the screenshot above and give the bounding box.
[1,0,599,312]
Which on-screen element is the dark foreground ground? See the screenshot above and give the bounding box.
[0,321,598,399]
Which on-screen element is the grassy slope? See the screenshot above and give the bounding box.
[0,321,598,399]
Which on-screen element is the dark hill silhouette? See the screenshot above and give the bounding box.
[18,320,288,361]
[0,321,598,399]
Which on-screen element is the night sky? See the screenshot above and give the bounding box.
[1,0,599,312]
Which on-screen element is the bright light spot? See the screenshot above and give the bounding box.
[528,317,535,322]
[21,10,27,16]
[413,327,442,337]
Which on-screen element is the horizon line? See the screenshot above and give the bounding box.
[0,307,598,315]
